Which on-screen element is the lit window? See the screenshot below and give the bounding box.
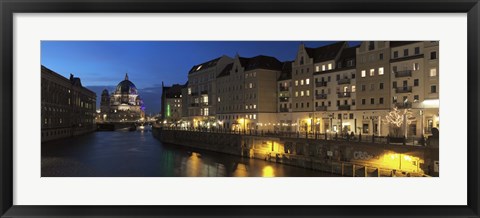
[301,91,304,96]
[306,79,310,85]
[315,66,320,72]
[413,63,420,71]
[204,108,209,116]
[188,88,191,95]
[245,105,248,109]
[378,67,384,75]
[430,68,437,77]
[361,70,366,77]
[322,65,326,71]
[370,69,375,76]
[295,80,298,86]
[295,91,298,97]
[328,63,332,70]
[253,114,257,119]
[352,85,356,92]
[218,97,221,102]
[306,90,310,96]
[249,83,253,88]
[253,104,257,109]
[301,80,304,85]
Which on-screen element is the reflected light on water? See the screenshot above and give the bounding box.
[262,166,275,177]
[232,163,248,177]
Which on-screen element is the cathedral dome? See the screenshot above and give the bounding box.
[115,73,138,95]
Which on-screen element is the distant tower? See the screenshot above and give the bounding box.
[100,89,110,113]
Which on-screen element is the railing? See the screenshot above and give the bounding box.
[337,78,351,85]
[315,94,328,99]
[394,70,412,78]
[337,92,351,98]
[338,105,351,110]
[316,106,328,111]
[395,102,412,109]
[315,81,328,87]
[279,107,289,112]
[160,126,431,147]
[395,86,412,93]
[279,97,290,102]
[279,86,289,91]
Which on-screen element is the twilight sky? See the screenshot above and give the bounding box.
[41,41,360,115]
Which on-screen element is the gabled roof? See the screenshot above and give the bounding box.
[305,41,346,63]
[217,63,233,78]
[188,57,221,74]
[241,55,283,71]
[336,45,359,69]
[390,41,422,48]
[277,61,293,81]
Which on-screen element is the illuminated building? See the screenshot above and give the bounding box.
[41,65,96,142]
[161,82,185,126]
[99,73,145,122]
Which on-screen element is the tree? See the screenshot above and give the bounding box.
[383,107,415,138]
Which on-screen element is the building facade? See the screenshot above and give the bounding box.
[170,41,439,139]
[160,83,185,126]
[41,65,96,142]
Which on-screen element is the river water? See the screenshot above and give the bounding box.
[41,128,335,177]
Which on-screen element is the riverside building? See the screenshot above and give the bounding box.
[173,41,439,138]
[41,65,96,142]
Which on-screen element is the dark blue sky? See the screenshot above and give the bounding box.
[41,41,360,115]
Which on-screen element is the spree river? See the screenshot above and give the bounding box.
[42,128,335,177]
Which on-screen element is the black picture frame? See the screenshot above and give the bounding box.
[1,0,479,217]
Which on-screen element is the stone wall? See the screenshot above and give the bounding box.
[153,127,438,176]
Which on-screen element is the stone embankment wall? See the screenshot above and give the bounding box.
[153,127,438,177]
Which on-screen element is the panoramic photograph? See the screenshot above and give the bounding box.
[41,41,439,177]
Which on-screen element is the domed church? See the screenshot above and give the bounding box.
[100,73,145,122]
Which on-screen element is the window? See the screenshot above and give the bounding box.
[393,96,397,103]
[188,88,192,95]
[361,85,366,91]
[431,85,437,93]
[301,91,304,96]
[414,47,420,55]
[328,63,332,70]
[295,91,298,97]
[352,99,356,106]
[393,51,398,58]
[430,68,437,77]
[336,101,340,106]
[392,66,397,73]
[295,80,298,86]
[315,66,320,72]
[379,98,384,104]
[363,124,369,134]
[328,76,331,82]
[403,49,409,56]
[361,70,366,77]
[301,103,304,108]
[414,95,419,101]
[379,83,384,90]
[322,65,326,71]
[300,80,304,85]
[218,97,221,102]
[306,90,310,96]
[378,67,384,75]
[413,63,420,71]
[249,83,253,88]
[414,79,419,86]
[362,99,366,105]
[379,53,384,60]
[204,108,209,116]
[392,82,397,88]
[253,104,257,109]
[370,98,375,105]
[336,75,340,81]
[306,78,310,85]
[431,51,437,59]
[306,102,309,108]
[370,69,375,76]
[368,41,375,50]
[352,85,356,92]
[352,73,356,79]
[328,101,331,106]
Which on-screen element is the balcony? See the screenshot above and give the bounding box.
[279,86,289,91]
[315,94,328,100]
[395,102,412,109]
[337,92,351,98]
[315,81,328,87]
[337,78,351,85]
[279,108,289,112]
[395,86,412,93]
[279,97,290,102]
[338,105,351,110]
[394,70,412,78]
[316,106,328,111]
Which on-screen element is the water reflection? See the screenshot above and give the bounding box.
[41,130,335,177]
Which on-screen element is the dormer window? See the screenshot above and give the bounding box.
[196,65,202,71]
[300,56,304,65]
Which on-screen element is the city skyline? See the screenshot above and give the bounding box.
[41,41,360,114]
